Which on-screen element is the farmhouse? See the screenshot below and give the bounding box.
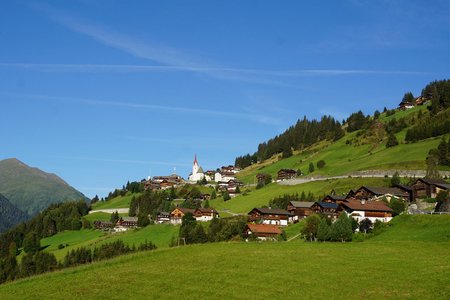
[243,224,282,241]
[311,202,339,218]
[341,199,393,223]
[194,208,219,221]
[287,201,314,219]
[351,186,410,202]
[115,217,139,232]
[156,212,171,224]
[170,208,195,224]
[277,169,297,181]
[94,220,113,230]
[411,178,450,200]
[322,194,347,205]
[248,207,295,226]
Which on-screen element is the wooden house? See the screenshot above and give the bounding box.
[256,173,268,185]
[243,224,282,241]
[277,169,297,181]
[93,220,113,230]
[311,202,339,218]
[411,178,450,200]
[351,186,410,202]
[287,201,314,219]
[194,208,219,222]
[248,207,294,226]
[341,199,393,223]
[170,208,195,224]
[117,217,138,228]
[156,212,171,224]
[322,194,347,205]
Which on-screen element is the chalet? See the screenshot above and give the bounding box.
[243,224,282,241]
[351,186,410,202]
[411,178,450,200]
[287,201,314,220]
[398,100,414,110]
[277,169,297,181]
[170,208,195,224]
[94,220,113,230]
[322,194,347,205]
[311,202,339,218]
[221,165,240,174]
[153,174,183,183]
[256,173,269,185]
[248,207,295,226]
[114,216,138,232]
[415,96,429,106]
[143,180,161,191]
[341,199,393,223]
[194,208,219,222]
[156,212,171,224]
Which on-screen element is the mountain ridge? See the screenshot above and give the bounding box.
[0,158,88,218]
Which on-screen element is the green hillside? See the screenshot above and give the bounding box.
[236,104,450,184]
[1,215,449,299]
[91,193,138,210]
[0,158,88,216]
[40,224,179,261]
[0,193,28,233]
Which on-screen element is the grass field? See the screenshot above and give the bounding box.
[211,177,391,214]
[40,224,179,261]
[1,215,449,299]
[237,131,448,184]
[91,193,139,210]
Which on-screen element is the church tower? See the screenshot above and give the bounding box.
[192,154,199,176]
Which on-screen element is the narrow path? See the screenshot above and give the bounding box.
[287,233,302,242]
[89,208,129,214]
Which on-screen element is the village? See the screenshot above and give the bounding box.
[92,155,450,241]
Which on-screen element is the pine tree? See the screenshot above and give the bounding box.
[330,213,353,242]
[309,162,315,173]
[317,218,331,241]
[386,133,399,148]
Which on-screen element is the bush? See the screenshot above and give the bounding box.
[316,160,326,169]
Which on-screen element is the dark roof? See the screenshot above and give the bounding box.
[342,199,393,212]
[315,202,339,209]
[359,186,408,197]
[395,184,413,192]
[246,224,282,235]
[289,201,315,208]
[323,194,347,201]
[250,207,293,216]
[195,208,218,214]
[278,169,297,174]
[416,178,450,190]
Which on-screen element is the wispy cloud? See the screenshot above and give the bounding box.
[0,62,431,77]
[53,155,191,167]
[5,92,281,125]
[26,4,431,86]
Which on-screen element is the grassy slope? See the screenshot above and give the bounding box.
[41,224,179,261]
[211,177,391,214]
[2,215,449,299]
[237,106,449,184]
[91,193,138,210]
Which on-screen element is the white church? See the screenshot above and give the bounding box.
[188,154,206,182]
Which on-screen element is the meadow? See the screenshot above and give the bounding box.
[1,215,449,299]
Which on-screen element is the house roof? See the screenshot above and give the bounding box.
[315,202,339,209]
[250,207,293,216]
[342,199,393,212]
[359,186,408,197]
[289,201,315,208]
[122,217,138,222]
[197,166,204,174]
[195,208,218,214]
[323,194,347,201]
[416,178,450,190]
[278,169,297,174]
[246,224,282,235]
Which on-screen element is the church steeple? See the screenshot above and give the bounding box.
[194,154,198,166]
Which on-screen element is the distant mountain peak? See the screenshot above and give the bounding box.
[0,158,87,217]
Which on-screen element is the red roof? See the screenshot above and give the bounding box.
[342,199,393,212]
[246,224,282,235]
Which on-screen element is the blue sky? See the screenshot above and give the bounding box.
[1,0,449,198]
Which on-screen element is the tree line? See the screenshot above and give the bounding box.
[235,115,344,168]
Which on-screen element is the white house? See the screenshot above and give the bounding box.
[341,199,394,224]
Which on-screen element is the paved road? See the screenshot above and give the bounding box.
[278,170,450,186]
[89,208,129,214]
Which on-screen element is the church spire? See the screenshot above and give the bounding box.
[194,154,198,165]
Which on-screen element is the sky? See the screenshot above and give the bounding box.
[1,0,449,198]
